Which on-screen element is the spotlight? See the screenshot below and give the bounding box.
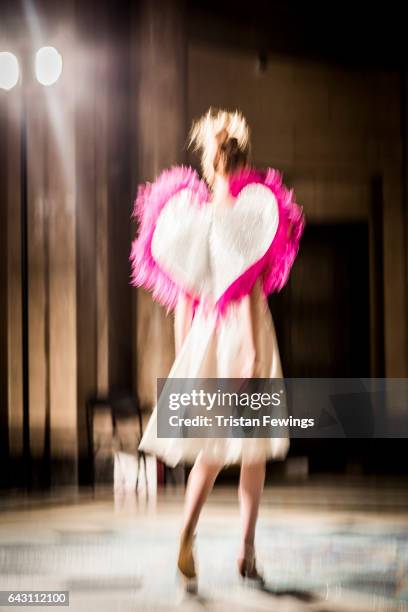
[0,51,20,90]
[35,46,63,86]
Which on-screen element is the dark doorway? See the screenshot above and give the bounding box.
[269,222,372,473]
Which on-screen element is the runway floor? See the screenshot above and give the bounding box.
[1,478,408,611]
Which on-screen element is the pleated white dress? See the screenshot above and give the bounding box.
[139,278,289,466]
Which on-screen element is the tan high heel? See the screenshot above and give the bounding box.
[177,529,197,593]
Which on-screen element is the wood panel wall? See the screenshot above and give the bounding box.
[1,0,183,487]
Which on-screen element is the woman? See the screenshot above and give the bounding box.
[130,108,304,591]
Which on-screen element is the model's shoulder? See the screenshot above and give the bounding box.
[228,166,285,198]
[132,165,209,224]
[146,165,208,199]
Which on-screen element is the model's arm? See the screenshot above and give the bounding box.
[248,278,283,378]
[174,293,195,356]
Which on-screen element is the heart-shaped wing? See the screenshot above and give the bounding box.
[130,165,304,316]
[129,166,210,313]
[210,183,279,301]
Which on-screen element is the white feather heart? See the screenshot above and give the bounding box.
[151,183,279,302]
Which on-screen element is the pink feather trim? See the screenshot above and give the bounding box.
[215,167,305,315]
[129,165,209,314]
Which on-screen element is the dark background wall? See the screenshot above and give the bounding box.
[0,0,407,488]
[187,2,408,380]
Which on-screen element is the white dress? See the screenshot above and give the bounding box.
[138,277,289,467]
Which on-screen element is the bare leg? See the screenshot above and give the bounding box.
[178,454,222,582]
[182,453,222,536]
[238,461,266,560]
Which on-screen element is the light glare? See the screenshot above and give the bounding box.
[0,52,19,91]
[35,46,63,86]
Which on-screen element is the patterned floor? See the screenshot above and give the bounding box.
[0,480,408,611]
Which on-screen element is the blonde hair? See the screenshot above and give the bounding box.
[189,108,250,184]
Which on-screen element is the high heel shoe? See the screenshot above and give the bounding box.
[237,554,265,587]
[177,529,197,593]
